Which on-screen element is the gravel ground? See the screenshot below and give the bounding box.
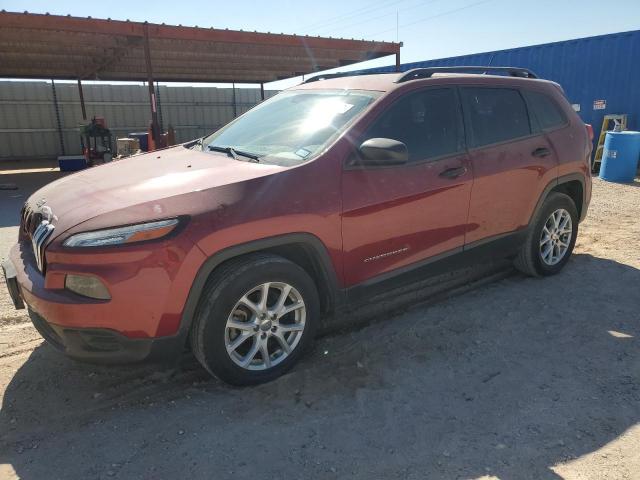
[0,171,639,480]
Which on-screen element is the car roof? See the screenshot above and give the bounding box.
[291,72,559,94]
[292,73,402,92]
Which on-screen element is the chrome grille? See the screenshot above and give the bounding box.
[20,204,41,238]
[20,203,55,272]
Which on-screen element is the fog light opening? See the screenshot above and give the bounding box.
[65,274,111,300]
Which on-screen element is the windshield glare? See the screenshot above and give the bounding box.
[202,89,380,166]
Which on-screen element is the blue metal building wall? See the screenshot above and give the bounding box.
[365,30,640,149]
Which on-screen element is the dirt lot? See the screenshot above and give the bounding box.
[1,170,639,480]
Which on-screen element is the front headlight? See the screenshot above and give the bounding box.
[63,218,180,247]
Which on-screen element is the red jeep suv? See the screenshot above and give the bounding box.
[3,67,592,385]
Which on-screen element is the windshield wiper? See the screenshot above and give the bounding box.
[207,145,261,162]
[185,137,205,150]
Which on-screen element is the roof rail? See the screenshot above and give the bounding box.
[303,71,386,83]
[395,66,538,83]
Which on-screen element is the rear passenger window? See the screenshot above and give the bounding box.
[363,88,463,162]
[523,90,567,131]
[461,88,531,147]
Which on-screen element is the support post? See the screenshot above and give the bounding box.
[395,52,401,72]
[77,79,87,121]
[155,82,164,133]
[260,82,265,101]
[50,79,66,156]
[143,23,161,149]
[232,82,237,117]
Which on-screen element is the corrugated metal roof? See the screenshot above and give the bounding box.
[363,30,640,148]
[0,11,400,83]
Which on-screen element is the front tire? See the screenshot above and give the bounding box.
[190,254,319,386]
[514,192,579,277]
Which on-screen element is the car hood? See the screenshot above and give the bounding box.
[27,146,286,238]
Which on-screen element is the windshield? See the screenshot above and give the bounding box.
[201,89,381,166]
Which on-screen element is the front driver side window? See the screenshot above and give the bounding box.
[362,88,463,162]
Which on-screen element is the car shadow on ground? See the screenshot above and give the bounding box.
[1,253,639,479]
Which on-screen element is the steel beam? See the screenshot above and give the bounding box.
[0,70,276,84]
[232,82,237,117]
[77,78,87,120]
[50,80,66,156]
[143,23,161,149]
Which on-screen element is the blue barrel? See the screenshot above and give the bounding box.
[129,132,149,152]
[599,131,640,183]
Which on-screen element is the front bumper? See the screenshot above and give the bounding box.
[2,257,184,363]
[3,240,203,364]
[27,308,184,364]
[6,236,206,334]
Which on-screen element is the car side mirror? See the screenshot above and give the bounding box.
[357,138,408,167]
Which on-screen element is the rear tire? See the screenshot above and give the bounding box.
[190,253,319,386]
[514,192,578,277]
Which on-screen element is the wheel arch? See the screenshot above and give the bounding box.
[176,233,342,342]
[530,173,587,228]
[550,179,584,220]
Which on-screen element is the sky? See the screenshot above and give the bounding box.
[3,0,640,89]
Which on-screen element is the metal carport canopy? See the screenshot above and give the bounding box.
[0,11,401,84]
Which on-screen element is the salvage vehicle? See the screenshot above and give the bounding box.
[2,67,592,385]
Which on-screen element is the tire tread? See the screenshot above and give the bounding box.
[514,192,578,277]
[189,253,318,385]
[190,253,277,376]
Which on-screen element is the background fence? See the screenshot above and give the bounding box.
[0,81,277,161]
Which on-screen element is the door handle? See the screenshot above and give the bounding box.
[439,166,467,179]
[532,147,551,158]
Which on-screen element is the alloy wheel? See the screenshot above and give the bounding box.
[224,282,306,370]
[539,208,573,266]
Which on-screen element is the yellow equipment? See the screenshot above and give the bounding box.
[593,114,628,171]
